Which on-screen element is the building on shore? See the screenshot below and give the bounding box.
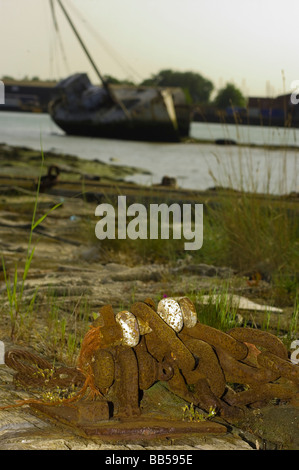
[193,93,299,128]
[1,80,299,129]
[0,80,56,113]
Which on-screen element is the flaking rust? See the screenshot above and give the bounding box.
[3,297,299,440]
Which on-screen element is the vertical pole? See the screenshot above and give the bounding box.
[56,0,131,119]
[56,0,106,86]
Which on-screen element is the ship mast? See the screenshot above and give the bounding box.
[56,0,106,86]
[55,0,131,118]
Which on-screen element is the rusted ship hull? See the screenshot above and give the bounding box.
[50,117,183,142]
[49,74,191,142]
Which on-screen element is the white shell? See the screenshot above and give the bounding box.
[157,298,183,333]
[115,311,140,347]
[178,297,198,328]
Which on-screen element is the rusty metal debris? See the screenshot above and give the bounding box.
[4,349,84,390]
[2,296,299,438]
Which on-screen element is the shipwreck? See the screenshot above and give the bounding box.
[48,0,191,142]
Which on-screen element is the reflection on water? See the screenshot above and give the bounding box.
[0,112,298,194]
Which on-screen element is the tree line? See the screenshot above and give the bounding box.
[106,69,247,109]
[2,71,247,109]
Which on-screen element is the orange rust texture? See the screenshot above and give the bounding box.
[5,350,85,390]
[13,297,296,422]
[191,377,224,415]
[130,301,241,418]
[216,347,280,385]
[87,300,298,418]
[93,349,115,393]
[224,382,299,407]
[165,361,196,404]
[134,336,162,390]
[180,335,226,398]
[78,305,118,378]
[130,302,195,371]
[228,328,288,359]
[76,324,104,398]
[78,304,123,402]
[113,346,140,418]
[182,323,248,360]
[93,304,116,327]
[257,352,299,384]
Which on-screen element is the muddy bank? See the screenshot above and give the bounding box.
[0,142,152,183]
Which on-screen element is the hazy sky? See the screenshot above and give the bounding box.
[0,0,298,97]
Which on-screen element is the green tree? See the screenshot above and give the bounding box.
[104,75,135,86]
[1,75,15,81]
[140,69,214,104]
[214,83,246,109]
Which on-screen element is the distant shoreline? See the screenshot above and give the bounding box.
[183,135,299,151]
[1,110,299,152]
[1,142,298,202]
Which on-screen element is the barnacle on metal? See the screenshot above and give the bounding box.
[177,297,198,328]
[2,295,299,435]
[115,311,140,347]
[130,301,196,371]
[157,297,184,333]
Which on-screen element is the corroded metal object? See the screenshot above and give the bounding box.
[3,296,299,438]
[4,349,84,389]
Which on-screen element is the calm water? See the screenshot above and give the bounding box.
[0,111,298,194]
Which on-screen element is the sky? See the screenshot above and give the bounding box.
[0,0,298,97]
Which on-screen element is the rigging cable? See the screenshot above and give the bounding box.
[42,0,57,81]
[55,0,131,120]
[64,0,143,84]
[49,0,71,78]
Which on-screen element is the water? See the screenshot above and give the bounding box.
[0,111,298,194]
[191,121,299,148]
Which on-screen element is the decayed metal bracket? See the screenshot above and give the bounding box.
[3,296,299,441]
